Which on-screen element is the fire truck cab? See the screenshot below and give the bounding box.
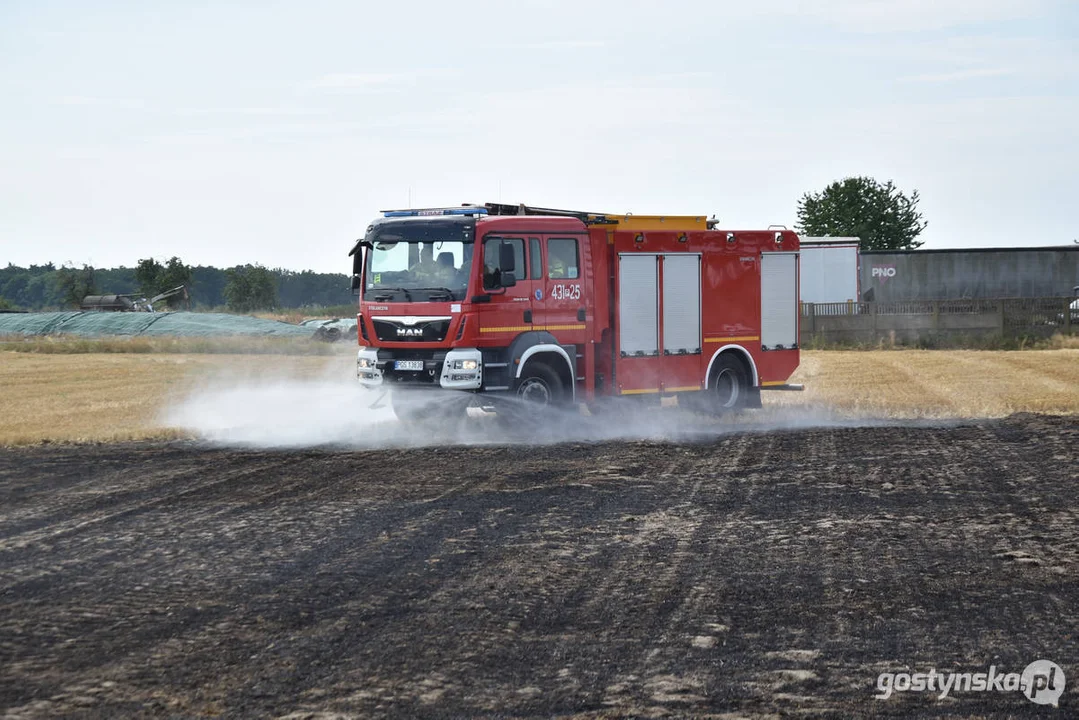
[352,203,800,419]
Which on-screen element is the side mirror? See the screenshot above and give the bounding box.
[350,246,363,295]
[501,271,517,288]
[499,241,516,274]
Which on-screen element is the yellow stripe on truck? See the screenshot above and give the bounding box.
[478,325,534,333]
[620,386,701,395]
[479,324,587,333]
[703,335,760,343]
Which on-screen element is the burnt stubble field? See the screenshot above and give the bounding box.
[1,414,1076,718]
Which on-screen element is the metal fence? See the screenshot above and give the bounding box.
[1002,297,1077,330]
[800,298,1046,317]
[801,301,870,317]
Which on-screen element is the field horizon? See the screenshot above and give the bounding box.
[0,348,1076,447]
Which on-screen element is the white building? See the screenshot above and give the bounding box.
[799,237,860,304]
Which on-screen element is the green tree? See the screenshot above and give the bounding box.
[224,264,278,312]
[26,274,56,308]
[796,177,928,251]
[134,256,193,308]
[1,274,28,307]
[53,264,97,308]
[190,266,228,307]
[134,258,165,297]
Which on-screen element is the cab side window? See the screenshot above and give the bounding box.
[547,238,579,279]
[483,237,525,290]
[529,237,543,280]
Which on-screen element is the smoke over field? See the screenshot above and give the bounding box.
[162,372,935,450]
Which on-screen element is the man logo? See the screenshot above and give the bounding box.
[396,327,423,337]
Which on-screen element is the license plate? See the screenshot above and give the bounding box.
[394,360,424,371]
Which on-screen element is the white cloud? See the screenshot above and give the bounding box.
[311,70,457,91]
[312,73,401,89]
[55,95,146,109]
[176,107,330,117]
[900,67,1014,83]
[774,0,1054,32]
[510,39,605,50]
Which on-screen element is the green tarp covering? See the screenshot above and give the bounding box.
[0,312,314,338]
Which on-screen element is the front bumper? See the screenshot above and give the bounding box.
[356,347,483,391]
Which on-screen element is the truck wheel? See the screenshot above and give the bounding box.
[515,363,564,409]
[706,355,749,414]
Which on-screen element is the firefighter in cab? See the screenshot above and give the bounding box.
[409,243,454,283]
[549,245,570,279]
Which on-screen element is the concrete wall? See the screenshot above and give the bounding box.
[800,297,1077,346]
[859,247,1079,302]
[802,305,1000,346]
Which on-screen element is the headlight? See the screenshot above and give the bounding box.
[451,359,478,370]
[357,358,374,369]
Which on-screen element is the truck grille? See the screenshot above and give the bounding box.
[371,318,451,342]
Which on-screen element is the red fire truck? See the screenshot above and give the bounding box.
[350,203,801,420]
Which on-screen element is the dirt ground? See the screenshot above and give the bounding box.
[1,414,1076,718]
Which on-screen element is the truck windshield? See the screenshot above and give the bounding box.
[363,220,474,301]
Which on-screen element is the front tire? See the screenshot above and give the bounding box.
[514,363,565,409]
[705,355,749,414]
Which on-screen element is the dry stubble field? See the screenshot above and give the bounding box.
[0,347,1076,445]
[1,344,1077,717]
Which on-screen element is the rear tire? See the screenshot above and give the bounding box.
[704,354,749,414]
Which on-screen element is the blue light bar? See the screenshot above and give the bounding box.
[382,207,488,218]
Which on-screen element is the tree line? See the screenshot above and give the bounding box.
[0,260,353,312]
[1,176,927,311]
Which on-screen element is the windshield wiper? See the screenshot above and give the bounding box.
[372,287,412,301]
[413,286,456,299]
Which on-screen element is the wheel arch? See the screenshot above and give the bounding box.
[704,344,759,389]
[515,344,575,402]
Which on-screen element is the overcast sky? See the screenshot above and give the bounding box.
[2,0,1077,273]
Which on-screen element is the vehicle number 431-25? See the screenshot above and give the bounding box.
[550,284,581,301]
